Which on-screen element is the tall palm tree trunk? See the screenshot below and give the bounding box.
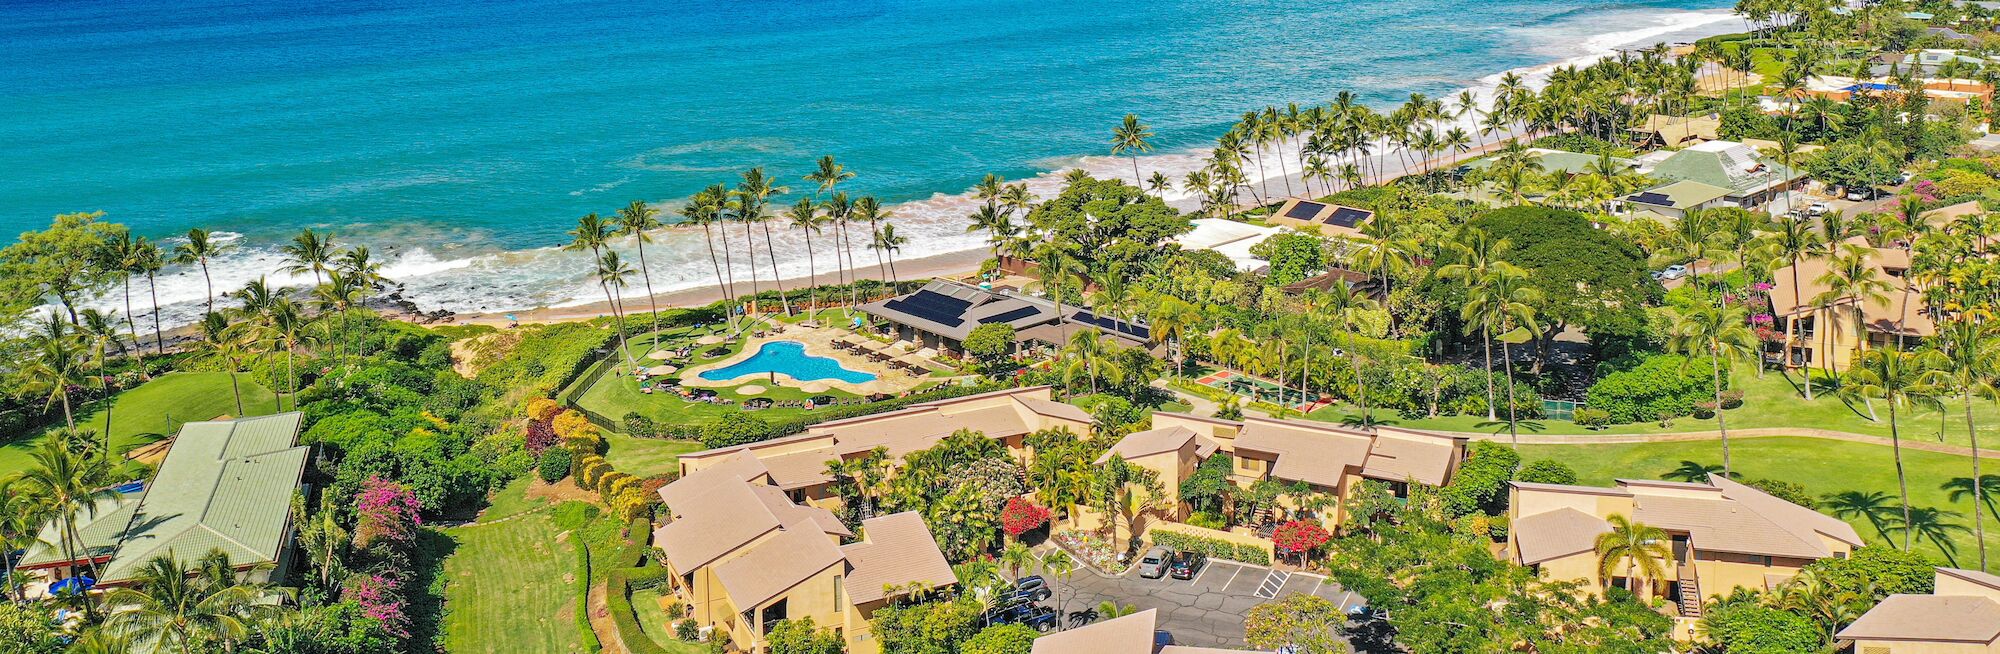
[1712,355,1731,477]
[121,278,142,369]
[1482,330,1498,421]
[761,222,794,316]
[743,222,762,319]
[701,224,734,332]
[1502,340,1521,449]
[147,272,165,356]
[1969,394,1988,569]
[1891,399,1912,551]
[634,240,661,337]
[804,229,818,320]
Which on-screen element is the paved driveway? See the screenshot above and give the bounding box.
[1055,560,1361,648]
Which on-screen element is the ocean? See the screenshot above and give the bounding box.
[1,0,1740,325]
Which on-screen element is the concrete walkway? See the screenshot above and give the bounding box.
[1444,426,2000,458]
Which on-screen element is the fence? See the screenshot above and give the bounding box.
[1541,399,1582,421]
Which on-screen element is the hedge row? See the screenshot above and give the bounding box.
[607,565,682,654]
[640,381,1007,441]
[1149,530,1272,566]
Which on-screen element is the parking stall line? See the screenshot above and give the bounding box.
[1224,564,1244,589]
[1190,560,1217,587]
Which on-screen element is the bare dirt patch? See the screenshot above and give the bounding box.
[452,331,522,379]
[525,477,603,506]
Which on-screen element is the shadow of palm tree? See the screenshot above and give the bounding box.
[1473,419,1546,435]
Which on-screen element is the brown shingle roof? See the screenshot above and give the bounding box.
[1231,418,1373,488]
[711,527,845,611]
[1766,239,1934,336]
[1513,507,1611,565]
[840,512,956,604]
[1030,608,1159,654]
[654,481,782,572]
[1628,475,1861,559]
[1095,426,1217,464]
[1361,429,1460,486]
[658,450,770,509]
[1837,594,2000,643]
[757,446,839,490]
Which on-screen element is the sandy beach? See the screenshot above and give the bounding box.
[449,248,991,326]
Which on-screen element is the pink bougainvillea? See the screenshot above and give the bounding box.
[348,573,410,638]
[354,477,422,549]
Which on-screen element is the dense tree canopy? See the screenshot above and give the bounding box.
[1468,206,1658,341]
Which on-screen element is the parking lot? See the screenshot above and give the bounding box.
[1057,559,1362,648]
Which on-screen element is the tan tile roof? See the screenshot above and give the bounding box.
[1510,481,1633,497]
[1030,608,1159,654]
[1018,396,1094,423]
[1231,418,1372,488]
[1709,476,1863,549]
[1837,594,2000,643]
[658,450,770,509]
[1628,475,1861,559]
[749,484,851,538]
[840,512,956,604]
[1096,426,1216,464]
[653,481,782,573]
[1513,507,1611,565]
[1766,239,1933,336]
[711,527,845,611]
[1942,567,2000,591]
[1361,429,1460,486]
[757,446,839,490]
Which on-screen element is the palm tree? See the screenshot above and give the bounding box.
[1146,171,1172,198]
[1816,244,1892,381]
[1037,242,1079,343]
[1823,490,1900,542]
[966,204,1017,262]
[597,251,637,365]
[1066,329,1107,395]
[1147,296,1200,379]
[1932,319,1997,569]
[21,314,90,434]
[0,479,49,602]
[199,312,250,416]
[1111,113,1156,187]
[128,237,167,356]
[999,542,1035,580]
[1668,304,1758,477]
[1323,283,1380,424]
[739,168,795,317]
[1844,348,1946,550]
[870,222,907,284]
[1594,514,1671,598]
[279,228,336,287]
[683,185,737,330]
[259,299,309,412]
[804,156,857,307]
[19,441,117,586]
[172,228,232,314]
[1761,216,1825,392]
[615,200,666,336]
[78,308,123,453]
[102,549,289,654]
[1438,228,1508,421]
[312,271,363,363]
[1460,261,1539,446]
[853,196,892,285]
[787,197,826,320]
[100,232,150,367]
[1944,475,2000,530]
[1042,550,1077,629]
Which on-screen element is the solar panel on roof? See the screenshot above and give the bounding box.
[1069,310,1151,341]
[978,306,1041,324]
[1282,201,1326,220]
[883,290,972,328]
[1628,192,1671,205]
[1323,207,1371,229]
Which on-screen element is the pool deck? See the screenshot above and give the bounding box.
[675,325,931,396]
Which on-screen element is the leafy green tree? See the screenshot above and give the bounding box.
[1244,594,1345,654]
[765,617,845,654]
[1698,602,1824,654]
[1467,206,1656,360]
[1799,545,1936,599]
[870,598,983,654]
[1023,175,1189,270]
[102,549,291,653]
[1514,459,1577,485]
[962,623,1037,654]
[1440,440,1519,517]
[963,322,1016,365]
[0,211,125,326]
[1742,478,1816,508]
[1249,232,1326,287]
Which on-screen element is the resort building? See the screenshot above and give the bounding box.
[1505,476,1863,619]
[1766,239,1932,370]
[860,279,1159,356]
[1028,608,1271,654]
[676,386,1094,509]
[1838,567,2000,653]
[16,413,311,588]
[1264,197,1375,239]
[652,450,956,654]
[1635,140,1807,210]
[1621,179,1734,221]
[1804,74,1994,108]
[1122,413,1466,529]
[1629,114,1722,148]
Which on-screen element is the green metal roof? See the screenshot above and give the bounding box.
[1646,142,1801,197]
[21,413,309,582]
[1629,180,1734,209]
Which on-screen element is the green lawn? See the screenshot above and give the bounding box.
[603,433,703,478]
[1522,437,2000,573]
[439,481,587,654]
[577,321,903,430]
[0,371,279,477]
[1311,371,2000,450]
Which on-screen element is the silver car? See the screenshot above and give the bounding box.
[1136,546,1172,579]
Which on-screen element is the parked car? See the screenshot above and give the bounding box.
[1168,550,1206,580]
[1136,546,1172,579]
[1021,606,1061,632]
[1659,264,1689,280]
[1155,630,1177,648]
[1015,575,1047,595]
[1807,201,1830,216]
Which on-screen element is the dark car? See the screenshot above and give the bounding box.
[1022,606,1060,632]
[1167,550,1206,580]
[1154,630,1176,648]
[1015,575,1048,596]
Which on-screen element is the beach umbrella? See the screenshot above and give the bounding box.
[646,365,677,376]
[50,576,95,595]
[697,334,724,345]
[646,350,673,360]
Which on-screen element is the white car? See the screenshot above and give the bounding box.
[1807,202,1830,216]
[1659,265,1689,280]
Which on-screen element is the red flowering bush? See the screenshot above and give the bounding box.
[524,418,558,455]
[347,573,409,638]
[1271,520,1330,554]
[1000,497,1052,537]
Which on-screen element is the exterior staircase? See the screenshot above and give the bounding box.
[1676,565,1702,618]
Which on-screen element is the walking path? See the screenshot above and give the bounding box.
[1437,427,2000,458]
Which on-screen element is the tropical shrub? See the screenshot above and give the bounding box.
[621,412,657,438]
[1572,407,1611,428]
[1585,354,1717,423]
[701,412,777,449]
[1699,603,1823,654]
[765,618,845,654]
[1272,520,1331,555]
[999,497,1051,538]
[963,623,1038,654]
[1149,529,1272,566]
[1440,441,1520,517]
[1515,459,1578,485]
[1800,545,1935,599]
[538,447,573,483]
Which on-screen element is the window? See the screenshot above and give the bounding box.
[761,598,787,634]
[1861,647,1891,654]
[833,575,843,607]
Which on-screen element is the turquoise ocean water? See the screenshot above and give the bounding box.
[2,0,1736,322]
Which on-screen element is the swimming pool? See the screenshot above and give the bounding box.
[698,341,878,384]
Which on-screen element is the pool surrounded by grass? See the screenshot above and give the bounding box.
[697,340,878,384]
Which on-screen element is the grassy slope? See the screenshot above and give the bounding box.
[1522,438,1999,573]
[602,433,703,478]
[439,482,585,654]
[1313,371,2000,450]
[0,371,279,477]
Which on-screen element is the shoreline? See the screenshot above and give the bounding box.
[448,248,990,326]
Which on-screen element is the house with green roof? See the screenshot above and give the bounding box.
[17,413,309,587]
[1638,140,1805,210]
[1621,179,1733,220]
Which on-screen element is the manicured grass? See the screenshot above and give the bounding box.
[0,371,279,477]
[576,326,860,429]
[1521,437,2000,573]
[603,433,704,478]
[1313,371,2000,450]
[439,481,587,654]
